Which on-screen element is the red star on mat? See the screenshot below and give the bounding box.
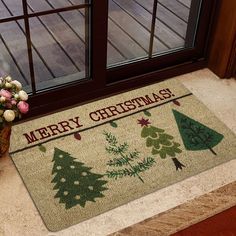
[137,118,151,127]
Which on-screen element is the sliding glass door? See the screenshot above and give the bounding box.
[0,0,215,117]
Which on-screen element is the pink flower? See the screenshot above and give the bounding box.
[17,101,29,114]
[0,89,12,99]
[11,99,17,105]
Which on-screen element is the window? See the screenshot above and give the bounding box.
[107,0,201,67]
[0,0,90,93]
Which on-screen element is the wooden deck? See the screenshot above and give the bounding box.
[0,0,191,89]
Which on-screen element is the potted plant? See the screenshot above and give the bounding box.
[0,75,29,157]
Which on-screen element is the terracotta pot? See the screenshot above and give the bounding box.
[0,124,11,157]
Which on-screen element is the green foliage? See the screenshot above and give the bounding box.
[109,120,118,128]
[142,126,182,159]
[143,110,151,117]
[152,142,182,158]
[39,144,46,153]
[107,150,139,167]
[105,142,129,155]
[51,148,108,209]
[172,109,224,155]
[106,157,155,180]
[133,157,156,173]
[104,131,155,182]
[104,131,118,146]
[140,122,184,170]
[141,126,165,138]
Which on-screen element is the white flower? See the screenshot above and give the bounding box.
[5,76,12,82]
[0,96,6,102]
[5,82,12,88]
[11,80,22,90]
[14,94,19,100]
[18,90,28,101]
[3,110,15,122]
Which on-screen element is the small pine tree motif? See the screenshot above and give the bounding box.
[104,131,155,183]
[51,148,108,209]
[138,118,185,170]
[172,110,224,155]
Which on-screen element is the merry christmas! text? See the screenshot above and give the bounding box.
[23,116,83,144]
[89,88,175,122]
[23,88,175,144]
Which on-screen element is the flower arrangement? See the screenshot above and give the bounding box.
[0,75,29,127]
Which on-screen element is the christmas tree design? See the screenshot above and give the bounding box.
[138,118,185,170]
[104,131,155,183]
[51,148,108,209]
[172,110,224,155]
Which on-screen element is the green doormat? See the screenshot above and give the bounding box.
[10,79,236,231]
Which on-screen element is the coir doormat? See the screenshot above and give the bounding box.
[10,79,236,231]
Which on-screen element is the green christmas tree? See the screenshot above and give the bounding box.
[51,148,108,209]
[104,131,155,183]
[138,118,185,170]
[172,110,224,155]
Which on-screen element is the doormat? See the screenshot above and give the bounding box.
[10,79,236,231]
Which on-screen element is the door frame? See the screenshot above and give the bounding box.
[208,0,236,78]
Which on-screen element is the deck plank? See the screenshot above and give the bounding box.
[108,18,147,60]
[159,0,190,22]
[28,0,85,10]
[0,0,55,86]
[59,0,126,65]
[0,20,54,84]
[0,0,23,19]
[134,0,187,38]
[27,0,86,71]
[177,0,191,8]
[0,0,65,83]
[0,37,27,85]
[28,17,79,76]
[107,43,125,65]
[4,0,84,79]
[114,0,184,49]
[109,0,168,54]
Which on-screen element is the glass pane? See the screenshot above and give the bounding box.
[107,0,202,67]
[107,0,153,66]
[0,0,23,20]
[28,9,89,91]
[153,0,189,54]
[152,0,201,55]
[0,21,32,93]
[27,0,88,12]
